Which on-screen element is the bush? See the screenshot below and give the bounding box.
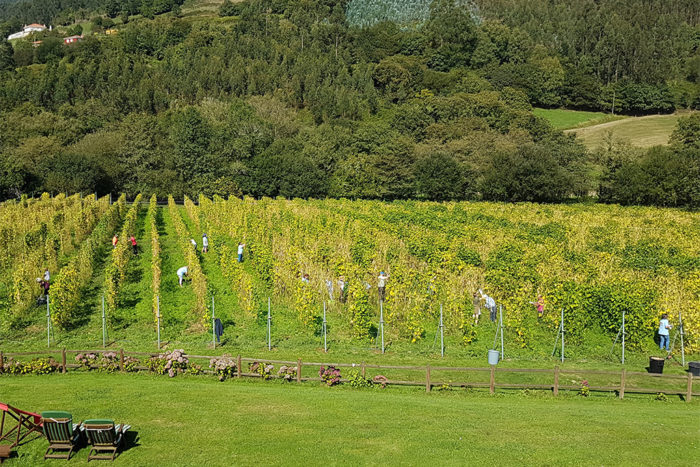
[277,365,297,381]
[319,365,341,386]
[347,370,374,388]
[210,355,237,382]
[147,349,189,377]
[2,357,59,375]
[249,361,274,379]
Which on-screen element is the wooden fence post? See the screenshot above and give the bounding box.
[361,362,365,379]
[61,348,67,374]
[119,349,124,371]
[619,369,626,400]
[237,355,242,378]
[687,373,693,403]
[553,366,559,396]
[426,365,431,393]
[297,358,302,383]
[489,365,495,395]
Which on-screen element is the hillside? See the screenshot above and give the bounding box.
[0,0,698,208]
[567,113,693,150]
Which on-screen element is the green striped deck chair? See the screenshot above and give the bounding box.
[41,411,81,460]
[83,420,130,461]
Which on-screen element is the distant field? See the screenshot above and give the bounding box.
[533,108,625,130]
[567,113,692,150]
[2,373,698,465]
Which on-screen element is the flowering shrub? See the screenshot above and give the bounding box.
[319,365,341,386]
[75,352,99,369]
[372,375,388,388]
[75,352,139,372]
[249,361,274,379]
[210,355,237,381]
[278,365,297,381]
[2,357,59,375]
[148,349,189,378]
[579,380,590,397]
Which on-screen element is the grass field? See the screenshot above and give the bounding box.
[567,112,694,149]
[533,108,625,130]
[1,372,698,465]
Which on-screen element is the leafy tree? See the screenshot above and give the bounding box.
[413,152,469,200]
[0,39,13,70]
[42,152,108,195]
[426,0,478,70]
[480,144,575,202]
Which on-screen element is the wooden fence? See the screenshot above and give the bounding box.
[1,349,696,402]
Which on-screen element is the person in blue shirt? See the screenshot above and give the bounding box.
[658,313,672,351]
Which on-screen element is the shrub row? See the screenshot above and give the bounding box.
[51,194,125,329]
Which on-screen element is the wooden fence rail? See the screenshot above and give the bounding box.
[1,349,696,402]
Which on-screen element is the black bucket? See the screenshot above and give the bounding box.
[649,357,665,374]
[689,362,700,377]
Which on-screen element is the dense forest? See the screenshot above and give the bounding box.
[0,0,698,206]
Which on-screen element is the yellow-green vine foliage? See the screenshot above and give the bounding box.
[104,194,142,313]
[51,194,124,329]
[149,195,161,325]
[168,196,208,328]
[191,198,700,350]
[5,194,107,320]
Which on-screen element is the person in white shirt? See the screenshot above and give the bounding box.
[377,271,389,302]
[479,289,497,322]
[190,238,197,250]
[44,268,50,283]
[658,313,672,351]
[237,242,245,262]
[202,234,209,253]
[177,266,188,287]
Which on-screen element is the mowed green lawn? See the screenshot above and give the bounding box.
[2,373,699,465]
[533,108,623,129]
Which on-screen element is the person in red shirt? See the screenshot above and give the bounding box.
[130,235,138,255]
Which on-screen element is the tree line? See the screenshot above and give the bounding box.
[0,0,698,207]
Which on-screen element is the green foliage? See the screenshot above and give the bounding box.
[319,365,341,386]
[346,369,374,388]
[587,283,657,348]
[209,355,237,382]
[348,280,372,340]
[1,357,59,375]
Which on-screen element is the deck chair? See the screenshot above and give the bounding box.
[0,402,43,448]
[83,420,130,461]
[41,411,81,460]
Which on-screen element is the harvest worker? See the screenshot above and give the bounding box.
[112,234,118,248]
[202,234,209,253]
[43,268,50,283]
[530,294,544,319]
[472,291,481,324]
[337,276,346,303]
[479,289,497,322]
[190,238,197,250]
[177,266,189,287]
[130,235,138,255]
[377,271,389,302]
[237,242,245,262]
[658,313,672,352]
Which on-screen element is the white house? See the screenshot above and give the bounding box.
[7,23,47,41]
